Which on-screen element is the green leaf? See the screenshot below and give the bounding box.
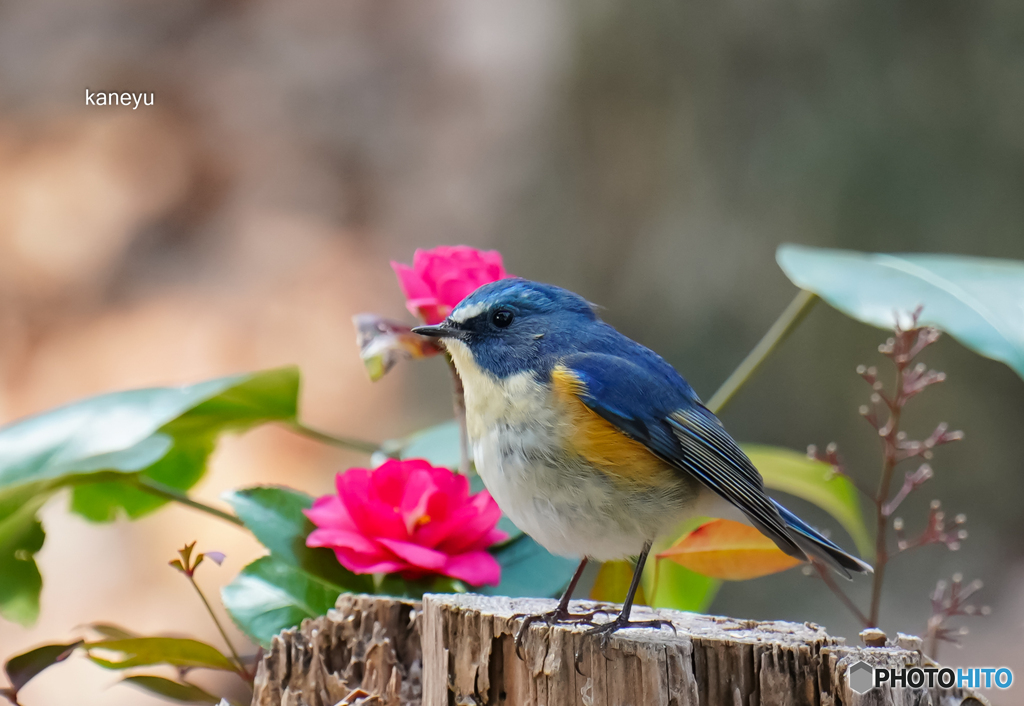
[88,623,139,640]
[743,444,872,557]
[222,555,346,648]
[648,560,720,613]
[223,486,372,594]
[3,641,82,694]
[0,368,293,490]
[380,420,462,471]
[377,574,467,599]
[0,489,48,625]
[777,245,1024,380]
[120,675,221,704]
[478,535,578,599]
[70,439,214,521]
[70,368,300,521]
[0,368,299,625]
[85,637,237,672]
[0,367,299,521]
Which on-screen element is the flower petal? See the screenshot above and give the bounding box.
[400,468,438,534]
[306,528,380,555]
[303,495,356,531]
[444,550,502,586]
[333,547,407,575]
[432,466,469,504]
[377,538,448,572]
[391,261,433,302]
[434,273,480,310]
[480,528,509,546]
[479,249,506,271]
[338,468,407,540]
[394,247,510,323]
[371,459,410,506]
[437,491,504,554]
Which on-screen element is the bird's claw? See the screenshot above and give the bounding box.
[512,604,616,661]
[573,616,677,673]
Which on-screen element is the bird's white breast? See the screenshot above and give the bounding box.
[445,340,696,561]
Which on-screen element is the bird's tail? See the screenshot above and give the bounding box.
[772,500,873,579]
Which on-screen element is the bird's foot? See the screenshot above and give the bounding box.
[573,613,677,671]
[512,603,616,660]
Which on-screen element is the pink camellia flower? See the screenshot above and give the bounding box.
[391,246,508,324]
[305,458,507,586]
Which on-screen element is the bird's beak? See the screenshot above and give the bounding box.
[411,322,464,340]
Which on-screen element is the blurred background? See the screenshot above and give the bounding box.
[1,0,1023,703]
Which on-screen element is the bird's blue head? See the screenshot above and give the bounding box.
[412,278,599,380]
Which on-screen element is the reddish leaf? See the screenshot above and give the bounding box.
[3,640,82,696]
[657,519,801,580]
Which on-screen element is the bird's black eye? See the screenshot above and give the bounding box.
[491,309,514,328]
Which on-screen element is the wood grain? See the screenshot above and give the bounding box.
[252,593,989,706]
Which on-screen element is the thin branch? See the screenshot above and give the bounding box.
[807,443,876,500]
[706,290,818,415]
[814,561,871,628]
[285,422,381,455]
[893,501,967,554]
[187,575,250,680]
[881,464,933,517]
[925,574,988,659]
[868,354,905,627]
[132,477,244,527]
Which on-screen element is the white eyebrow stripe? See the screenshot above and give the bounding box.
[450,301,488,323]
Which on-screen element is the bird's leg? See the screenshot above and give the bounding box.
[513,558,614,659]
[576,542,675,662]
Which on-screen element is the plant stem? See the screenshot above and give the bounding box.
[132,477,245,527]
[285,422,381,455]
[186,574,249,680]
[446,356,471,475]
[868,365,905,627]
[706,290,818,415]
[814,562,871,628]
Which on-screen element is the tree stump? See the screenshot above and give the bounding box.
[252,594,423,706]
[252,593,988,706]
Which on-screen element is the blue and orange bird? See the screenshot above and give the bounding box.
[413,279,871,651]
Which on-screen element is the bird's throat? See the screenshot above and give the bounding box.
[443,339,550,441]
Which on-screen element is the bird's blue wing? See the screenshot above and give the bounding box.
[558,352,805,560]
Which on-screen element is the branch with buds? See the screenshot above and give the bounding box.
[170,543,251,681]
[925,574,990,658]
[804,309,983,656]
[807,442,874,499]
[893,500,968,554]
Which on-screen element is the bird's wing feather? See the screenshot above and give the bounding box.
[557,353,805,560]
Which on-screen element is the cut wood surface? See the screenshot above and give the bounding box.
[252,593,987,706]
[252,594,422,706]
